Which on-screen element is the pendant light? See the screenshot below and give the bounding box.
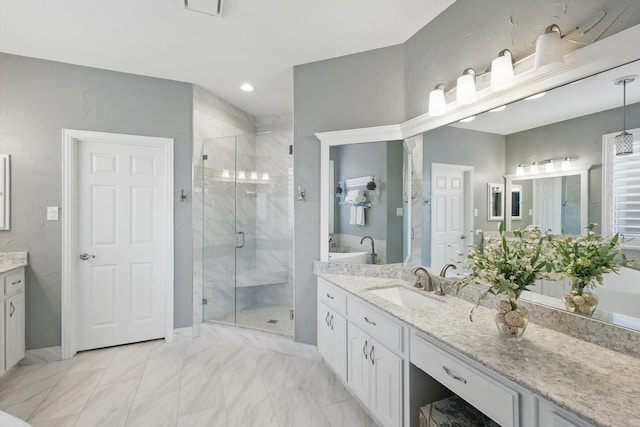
[615,76,635,156]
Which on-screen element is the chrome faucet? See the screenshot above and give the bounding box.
[360,236,377,264]
[439,263,457,278]
[411,266,434,292]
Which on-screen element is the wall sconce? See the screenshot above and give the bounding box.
[535,24,564,73]
[428,84,447,116]
[456,68,477,105]
[490,49,514,91]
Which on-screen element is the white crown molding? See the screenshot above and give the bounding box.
[315,124,402,146]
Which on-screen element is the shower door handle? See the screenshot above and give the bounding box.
[235,232,245,249]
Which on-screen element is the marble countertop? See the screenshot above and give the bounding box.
[318,272,640,427]
[0,252,28,274]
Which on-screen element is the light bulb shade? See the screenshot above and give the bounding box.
[545,160,555,173]
[238,170,246,179]
[250,171,258,180]
[516,164,525,176]
[262,172,269,180]
[530,162,539,174]
[535,26,564,73]
[428,85,447,116]
[616,131,634,155]
[561,158,571,171]
[456,71,476,105]
[490,50,514,91]
[222,168,230,178]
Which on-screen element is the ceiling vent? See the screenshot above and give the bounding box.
[184,0,223,17]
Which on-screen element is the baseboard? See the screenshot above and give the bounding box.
[172,326,194,342]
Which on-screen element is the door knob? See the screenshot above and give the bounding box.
[79,253,95,261]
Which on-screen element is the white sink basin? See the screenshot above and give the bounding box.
[369,286,443,309]
[328,251,369,264]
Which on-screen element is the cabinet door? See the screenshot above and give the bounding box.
[317,302,332,363]
[347,322,370,405]
[5,291,25,370]
[370,338,403,427]
[331,310,347,381]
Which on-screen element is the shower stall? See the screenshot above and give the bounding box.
[198,133,293,336]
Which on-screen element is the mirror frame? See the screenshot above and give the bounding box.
[487,183,504,221]
[504,167,590,233]
[316,26,640,262]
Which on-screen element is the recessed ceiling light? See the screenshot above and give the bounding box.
[459,116,476,123]
[240,83,254,92]
[489,105,507,112]
[525,92,546,100]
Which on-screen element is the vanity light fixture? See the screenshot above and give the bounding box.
[561,157,571,171]
[545,159,555,173]
[489,105,507,113]
[614,76,635,155]
[525,92,546,100]
[490,49,515,91]
[535,24,565,73]
[456,68,477,105]
[428,84,447,116]
[530,162,539,174]
[516,164,525,176]
[459,116,475,123]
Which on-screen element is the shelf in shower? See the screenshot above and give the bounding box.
[235,269,289,288]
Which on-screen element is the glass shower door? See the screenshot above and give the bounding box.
[202,134,293,336]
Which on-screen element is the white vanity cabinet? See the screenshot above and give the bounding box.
[347,298,404,427]
[1,267,25,375]
[537,398,594,427]
[317,278,348,380]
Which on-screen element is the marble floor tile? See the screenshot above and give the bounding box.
[178,357,224,416]
[257,351,312,393]
[135,351,184,400]
[148,341,185,361]
[67,347,118,374]
[30,414,79,427]
[223,369,275,427]
[0,360,73,406]
[0,399,42,420]
[176,403,227,427]
[30,369,104,422]
[321,399,378,427]
[74,378,139,427]
[303,362,352,408]
[269,385,330,427]
[98,342,153,385]
[126,392,179,427]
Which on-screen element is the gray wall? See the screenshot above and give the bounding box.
[0,53,193,349]
[421,126,506,266]
[292,0,640,345]
[293,45,405,344]
[505,103,640,231]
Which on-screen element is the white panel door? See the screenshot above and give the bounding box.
[347,323,370,405]
[432,164,467,272]
[77,138,168,351]
[533,177,562,234]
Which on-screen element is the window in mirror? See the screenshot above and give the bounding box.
[487,183,503,221]
[0,154,10,231]
[603,128,640,247]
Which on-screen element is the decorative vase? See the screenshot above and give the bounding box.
[494,299,529,341]
[563,277,598,317]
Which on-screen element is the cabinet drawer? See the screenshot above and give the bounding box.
[348,298,403,354]
[4,269,24,296]
[411,331,518,427]
[318,278,347,315]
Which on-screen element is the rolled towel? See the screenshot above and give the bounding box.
[355,194,367,203]
[349,206,357,224]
